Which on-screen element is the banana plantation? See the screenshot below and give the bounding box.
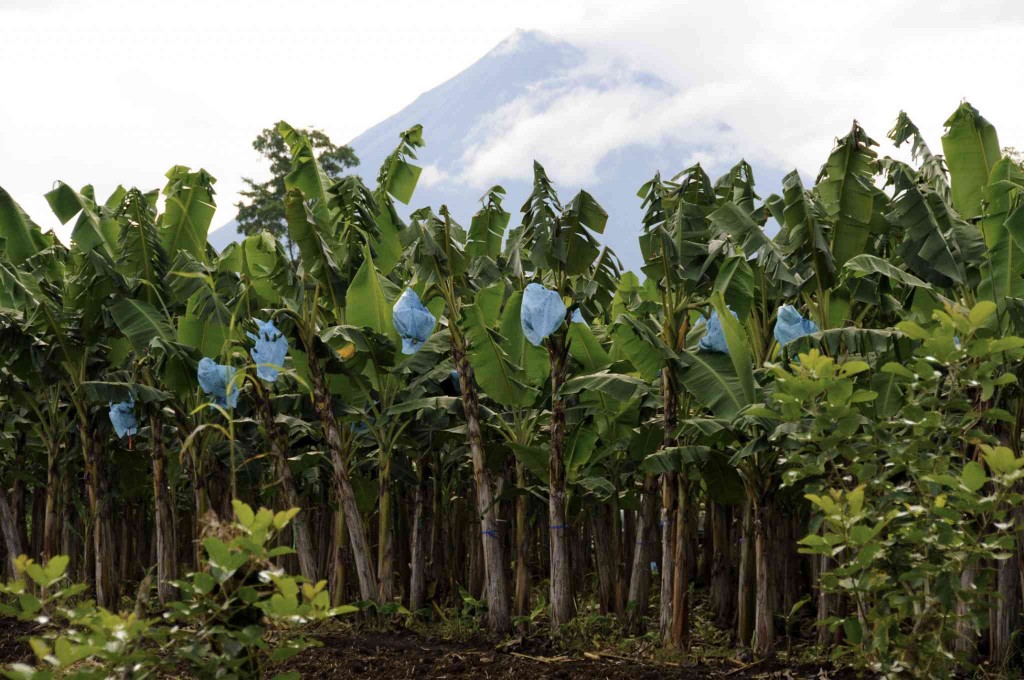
[1,102,1023,678]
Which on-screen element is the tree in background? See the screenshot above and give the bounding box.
[1004,146,1024,170]
[235,123,358,256]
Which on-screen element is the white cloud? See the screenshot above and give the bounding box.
[563,0,1024,178]
[417,163,451,189]
[452,0,1024,196]
[454,58,774,189]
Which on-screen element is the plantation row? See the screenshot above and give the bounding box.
[1,104,1023,676]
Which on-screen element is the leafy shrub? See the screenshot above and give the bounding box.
[1,501,354,679]
[775,302,1024,677]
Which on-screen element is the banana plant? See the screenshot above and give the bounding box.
[513,162,620,627]
[938,102,1024,661]
[0,185,127,608]
[102,182,204,604]
[611,161,765,644]
[402,197,519,633]
[277,121,424,603]
[210,223,323,585]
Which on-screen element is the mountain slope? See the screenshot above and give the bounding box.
[211,30,787,271]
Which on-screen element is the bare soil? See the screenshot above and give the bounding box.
[279,628,842,679]
[0,617,37,664]
[0,616,846,678]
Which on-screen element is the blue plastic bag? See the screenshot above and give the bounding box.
[697,308,738,354]
[248,319,288,382]
[108,400,138,439]
[774,305,819,348]
[393,288,436,355]
[198,357,239,409]
[450,369,462,395]
[571,308,586,325]
[521,283,566,347]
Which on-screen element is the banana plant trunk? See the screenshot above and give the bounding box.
[409,455,431,614]
[377,457,395,603]
[330,501,347,607]
[626,473,659,632]
[591,505,617,615]
[954,565,978,662]
[514,460,530,620]
[42,440,60,560]
[610,487,625,616]
[150,410,178,603]
[307,349,377,602]
[709,501,737,629]
[659,369,680,644]
[252,383,318,583]
[737,500,755,646]
[0,488,23,578]
[659,471,677,641]
[81,421,117,608]
[752,496,775,658]
[452,336,511,633]
[990,506,1023,665]
[671,476,691,649]
[546,333,575,628]
[816,553,838,646]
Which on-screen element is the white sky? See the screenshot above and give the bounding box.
[2,0,1023,242]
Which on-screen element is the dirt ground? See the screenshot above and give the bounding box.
[281,628,841,679]
[0,617,843,678]
[0,617,34,665]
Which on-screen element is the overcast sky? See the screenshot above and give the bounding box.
[2,0,1023,242]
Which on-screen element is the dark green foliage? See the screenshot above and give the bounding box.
[235,123,358,255]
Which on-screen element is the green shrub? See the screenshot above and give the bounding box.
[776,302,1024,677]
[2,501,355,679]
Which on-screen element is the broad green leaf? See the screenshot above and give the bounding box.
[978,158,1024,307]
[510,443,549,484]
[560,371,645,403]
[780,170,835,290]
[475,282,505,327]
[159,165,217,261]
[280,121,335,223]
[565,189,607,234]
[500,290,550,386]
[284,188,344,305]
[713,255,754,319]
[109,298,176,352]
[0,187,52,265]
[962,461,987,492]
[565,424,599,480]
[378,124,424,205]
[567,321,612,372]
[870,372,903,418]
[346,249,396,340]
[844,254,933,290]
[44,182,116,256]
[233,500,256,527]
[711,291,757,406]
[464,304,537,407]
[817,122,879,266]
[467,186,510,259]
[676,350,747,419]
[969,301,997,328]
[611,314,668,382]
[178,315,229,358]
[889,110,951,203]
[941,101,1000,219]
